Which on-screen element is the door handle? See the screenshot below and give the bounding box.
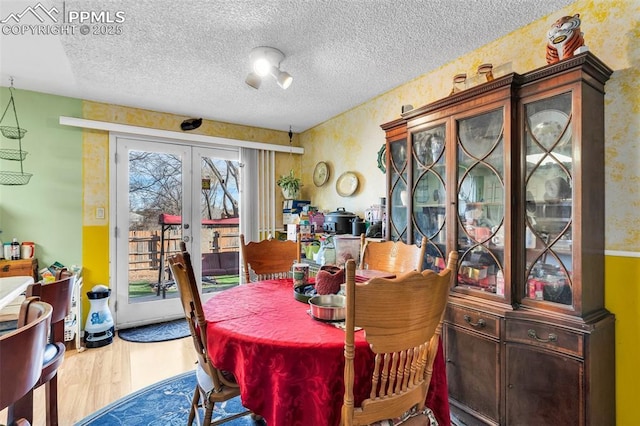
[463,314,486,328]
[182,236,190,242]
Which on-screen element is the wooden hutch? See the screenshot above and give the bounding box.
[380,52,614,425]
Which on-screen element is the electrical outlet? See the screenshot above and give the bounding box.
[96,207,105,219]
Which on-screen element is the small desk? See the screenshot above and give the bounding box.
[203,278,450,426]
[0,275,34,310]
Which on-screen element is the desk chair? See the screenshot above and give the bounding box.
[239,234,300,283]
[168,243,255,425]
[342,251,457,426]
[1,298,52,426]
[359,235,428,274]
[11,275,73,426]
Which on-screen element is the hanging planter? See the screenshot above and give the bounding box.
[277,169,301,199]
[277,125,302,199]
[0,80,31,186]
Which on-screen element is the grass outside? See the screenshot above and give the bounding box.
[128,275,240,299]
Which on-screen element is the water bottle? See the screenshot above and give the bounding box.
[10,237,20,260]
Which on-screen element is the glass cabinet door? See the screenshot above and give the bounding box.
[523,93,573,306]
[455,108,506,296]
[411,124,447,271]
[388,139,408,242]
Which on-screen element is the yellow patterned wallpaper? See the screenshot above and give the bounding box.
[301,0,640,253]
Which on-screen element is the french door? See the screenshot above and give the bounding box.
[113,136,240,328]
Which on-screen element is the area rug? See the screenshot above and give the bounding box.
[118,318,190,343]
[75,370,257,425]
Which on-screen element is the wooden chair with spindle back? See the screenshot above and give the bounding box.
[359,235,428,275]
[239,233,301,283]
[342,251,458,426]
[168,243,257,425]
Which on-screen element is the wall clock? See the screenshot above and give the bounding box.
[313,161,329,187]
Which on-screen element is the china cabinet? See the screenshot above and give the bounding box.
[380,52,614,425]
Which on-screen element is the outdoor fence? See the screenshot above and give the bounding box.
[127,225,239,282]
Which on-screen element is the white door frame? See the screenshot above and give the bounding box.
[110,134,239,328]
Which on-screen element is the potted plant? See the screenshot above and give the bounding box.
[277,169,302,199]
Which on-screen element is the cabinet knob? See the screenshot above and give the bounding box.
[463,314,486,328]
[527,329,557,343]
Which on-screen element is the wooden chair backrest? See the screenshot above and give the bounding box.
[342,251,458,425]
[359,235,428,274]
[26,276,73,343]
[239,234,300,283]
[0,298,52,411]
[168,243,238,393]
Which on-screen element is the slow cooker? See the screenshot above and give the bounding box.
[323,208,357,234]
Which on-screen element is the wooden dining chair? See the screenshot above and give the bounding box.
[168,243,255,425]
[239,233,301,283]
[359,235,428,274]
[342,251,457,426]
[1,298,53,426]
[11,275,74,426]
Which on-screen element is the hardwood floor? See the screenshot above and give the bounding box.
[0,335,196,425]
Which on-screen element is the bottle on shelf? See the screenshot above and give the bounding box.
[10,237,20,260]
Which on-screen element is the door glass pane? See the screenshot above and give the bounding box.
[456,109,506,296]
[199,155,241,294]
[128,150,183,301]
[524,93,573,305]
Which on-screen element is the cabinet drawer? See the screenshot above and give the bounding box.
[445,305,501,339]
[0,259,37,280]
[506,319,583,358]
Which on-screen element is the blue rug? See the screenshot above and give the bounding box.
[75,370,257,425]
[118,319,190,343]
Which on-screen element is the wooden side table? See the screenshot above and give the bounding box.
[0,258,38,281]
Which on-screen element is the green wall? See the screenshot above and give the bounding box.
[0,87,83,270]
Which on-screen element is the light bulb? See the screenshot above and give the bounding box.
[277,71,293,89]
[253,58,272,77]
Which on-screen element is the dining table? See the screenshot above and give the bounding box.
[0,275,34,311]
[203,278,450,426]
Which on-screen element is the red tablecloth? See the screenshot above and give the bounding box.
[203,279,450,426]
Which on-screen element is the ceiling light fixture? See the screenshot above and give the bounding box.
[245,46,293,90]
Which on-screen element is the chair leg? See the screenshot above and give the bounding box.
[188,385,199,425]
[45,374,59,426]
[8,388,34,425]
[203,400,214,426]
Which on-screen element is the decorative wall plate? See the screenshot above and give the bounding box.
[313,161,329,187]
[336,172,359,197]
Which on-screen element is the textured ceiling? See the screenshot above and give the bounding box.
[0,0,575,133]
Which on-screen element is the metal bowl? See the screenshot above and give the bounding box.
[308,294,346,321]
